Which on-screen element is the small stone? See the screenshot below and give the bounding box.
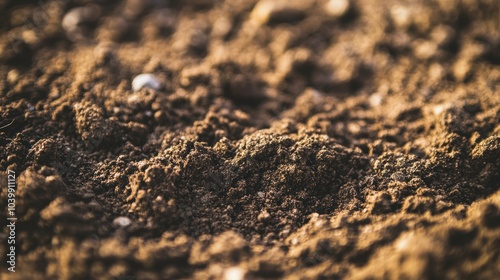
[223,267,246,280]
[432,103,451,116]
[369,92,383,107]
[62,8,82,33]
[132,74,161,91]
[62,5,101,40]
[325,0,350,18]
[113,216,132,227]
[250,0,309,25]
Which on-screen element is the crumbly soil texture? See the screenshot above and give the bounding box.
[1,0,500,279]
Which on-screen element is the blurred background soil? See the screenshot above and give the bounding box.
[1,0,500,279]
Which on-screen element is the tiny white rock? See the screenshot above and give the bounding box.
[113,216,132,227]
[62,5,101,33]
[369,92,383,107]
[223,267,246,280]
[250,0,311,25]
[132,74,161,91]
[325,0,350,18]
[62,8,84,33]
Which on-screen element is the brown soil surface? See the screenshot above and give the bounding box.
[1,0,500,279]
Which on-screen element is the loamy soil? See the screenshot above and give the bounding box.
[1,0,500,279]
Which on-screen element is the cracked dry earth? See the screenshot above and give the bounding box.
[1,0,500,279]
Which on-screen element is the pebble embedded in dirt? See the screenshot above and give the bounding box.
[250,0,312,25]
[113,217,132,227]
[324,0,350,18]
[62,5,101,41]
[132,74,161,91]
[223,267,246,280]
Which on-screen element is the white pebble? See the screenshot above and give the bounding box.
[113,216,132,227]
[224,267,246,280]
[62,5,101,33]
[132,74,161,91]
[249,0,311,25]
[369,92,383,107]
[395,234,412,251]
[62,8,84,33]
[432,103,451,116]
[325,0,350,18]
